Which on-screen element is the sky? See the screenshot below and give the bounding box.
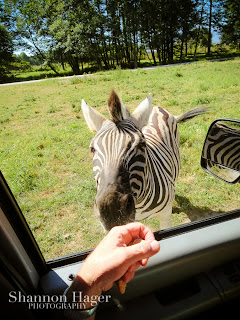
[212,31,221,43]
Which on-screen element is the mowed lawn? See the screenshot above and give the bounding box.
[0,59,240,260]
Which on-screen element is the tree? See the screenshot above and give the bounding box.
[207,0,213,55]
[0,24,14,81]
[220,0,240,49]
[203,0,224,55]
[17,52,43,65]
[179,0,198,59]
[1,0,60,74]
[0,0,232,78]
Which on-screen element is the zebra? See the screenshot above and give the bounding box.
[202,121,240,180]
[81,90,206,231]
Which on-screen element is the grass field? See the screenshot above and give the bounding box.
[1,58,240,260]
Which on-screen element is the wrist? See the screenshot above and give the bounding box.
[66,273,102,309]
[76,263,103,295]
[64,286,98,319]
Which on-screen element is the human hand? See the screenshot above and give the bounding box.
[76,222,160,293]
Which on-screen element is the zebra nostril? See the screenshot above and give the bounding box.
[125,194,135,214]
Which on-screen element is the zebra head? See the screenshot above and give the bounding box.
[81,90,152,231]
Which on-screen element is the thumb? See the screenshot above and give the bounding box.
[125,239,160,265]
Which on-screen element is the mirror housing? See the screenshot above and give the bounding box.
[201,119,240,184]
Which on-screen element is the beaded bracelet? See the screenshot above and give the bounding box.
[63,286,99,320]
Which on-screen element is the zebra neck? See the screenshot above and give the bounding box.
[135,148,156,203]
[135,145,178,209]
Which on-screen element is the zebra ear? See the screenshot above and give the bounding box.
[81,100,107,132]
[108,89,130,123]
[131,93,152,129]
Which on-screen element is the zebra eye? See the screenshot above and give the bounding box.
[90,147,95,153]
[138,142,146,150]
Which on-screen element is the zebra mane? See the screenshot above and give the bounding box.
[108,90,130,123]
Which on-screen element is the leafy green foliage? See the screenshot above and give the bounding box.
[0,24,14,81]
[221,0,240,46]
[1,0,240,80]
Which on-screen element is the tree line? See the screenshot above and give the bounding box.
[0,0,240,77]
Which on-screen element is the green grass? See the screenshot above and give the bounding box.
[1,58,240,259]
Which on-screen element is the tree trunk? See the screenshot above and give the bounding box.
[162,42,166,64]
[133,31,138,69]
[157,47,161,64]
[151,49,156,65]
[194,5,204,61]
[180,30,184,60]
[68,56,80,75]
[207,0,212,56]
[121,10,130,64]
[60,53,65,70]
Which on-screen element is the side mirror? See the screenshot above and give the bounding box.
[201,119,240,184]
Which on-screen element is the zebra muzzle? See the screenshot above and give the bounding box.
[122,193,135,216]
[95,191,136,231]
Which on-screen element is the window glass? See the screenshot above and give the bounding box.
[1,61,239,260]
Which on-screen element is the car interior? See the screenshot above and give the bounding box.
[0,118,240,320]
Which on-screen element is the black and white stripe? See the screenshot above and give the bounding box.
[91,119,145,189]
[134,107,180,220]
[203,122,240,172]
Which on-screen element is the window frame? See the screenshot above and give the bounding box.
[1,170,240,271]
[0,171,47,276]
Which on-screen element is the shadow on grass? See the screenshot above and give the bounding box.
[173,195,224,222]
